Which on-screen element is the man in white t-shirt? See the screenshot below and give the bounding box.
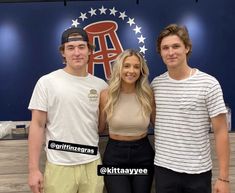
[28,27,107,193]
[151,24,230,193]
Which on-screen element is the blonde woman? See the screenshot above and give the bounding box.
[99,49,155,193]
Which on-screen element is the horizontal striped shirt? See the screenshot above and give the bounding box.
[151,69,227,174]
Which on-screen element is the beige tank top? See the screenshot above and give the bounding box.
[108,93,150,136]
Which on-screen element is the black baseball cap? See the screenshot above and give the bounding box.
[61,27,89,44]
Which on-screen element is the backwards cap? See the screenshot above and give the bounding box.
[61,27,89,44]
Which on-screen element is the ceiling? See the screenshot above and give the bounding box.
[0,0,112,2]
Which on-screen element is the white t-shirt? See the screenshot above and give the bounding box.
[28,69,107,165]
[151,69,227,174]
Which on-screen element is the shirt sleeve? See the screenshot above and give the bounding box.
[205,79,227,118]
[28,77,48,112]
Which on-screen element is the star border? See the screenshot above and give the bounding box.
[70,5,148,55]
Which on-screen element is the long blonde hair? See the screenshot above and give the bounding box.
[104,49,153,121]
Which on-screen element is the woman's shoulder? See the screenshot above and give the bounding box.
[100,88,109,101]
[100,88,109,95]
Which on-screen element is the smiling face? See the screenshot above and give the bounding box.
[121,55,141,87]
[61,35,91,75]
[160,35,189,69]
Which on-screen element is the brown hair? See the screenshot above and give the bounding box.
[157,24,192,59]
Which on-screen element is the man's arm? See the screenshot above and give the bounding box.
[211,113,230,193]
[150,93,156,127]
[28,109,47,193]
[98,89,108,134]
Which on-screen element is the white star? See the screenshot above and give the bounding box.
[70,6,148,55]
[72,19,80,27]
[140,45,148,54]
[99,6,107,15]
[88,8,97,17]
[133,25,141,34]
[138,35,146,43]
[109,7,118,16]
[119,11,127,20]
[127,17,135,27]
[79,12,88,21]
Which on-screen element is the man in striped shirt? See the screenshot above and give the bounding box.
[151,24,230,193]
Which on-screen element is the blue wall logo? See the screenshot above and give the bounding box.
[71,5,148,79]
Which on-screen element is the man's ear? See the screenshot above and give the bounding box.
[186,46,190,54]
[60,50,65,57]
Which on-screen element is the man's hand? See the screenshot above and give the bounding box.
[28,170,44,193]
[213,178,230,193]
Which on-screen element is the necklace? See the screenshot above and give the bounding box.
[168,68,194,80]
[189,68,193,77]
